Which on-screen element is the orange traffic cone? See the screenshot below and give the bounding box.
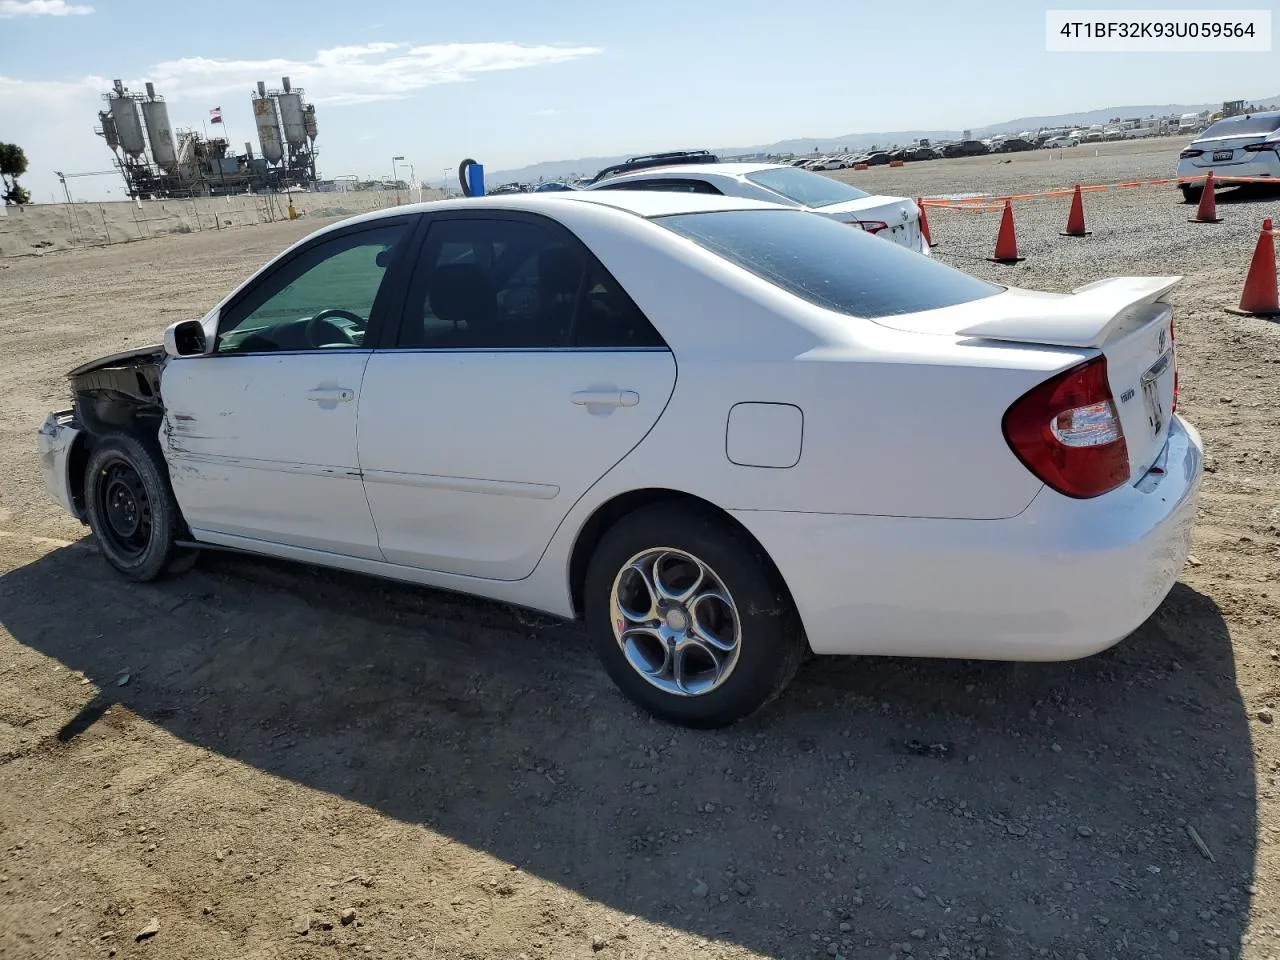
[916,197,937,247]
[988,200,1024,263]
[1060,184,1090,236]
[1226,218,1280,316]
[1190,172,1222,224]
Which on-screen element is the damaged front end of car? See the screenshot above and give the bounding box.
[37,345,167,523]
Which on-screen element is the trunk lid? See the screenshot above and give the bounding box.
[820,196,922,252]
[1186,132,1274,167]
[872,277,1180,484]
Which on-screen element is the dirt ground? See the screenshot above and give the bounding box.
[0,187,444,259]
[2,139,1280,960]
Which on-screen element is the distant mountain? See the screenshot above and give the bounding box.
[486,95,1280,185]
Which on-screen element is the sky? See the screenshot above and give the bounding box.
[0,0,1276,202]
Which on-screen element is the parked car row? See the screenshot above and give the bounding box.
[780,134,1054,168]
[786,146,934,169]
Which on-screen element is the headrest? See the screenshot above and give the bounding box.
[430,263,497,328]
[539,245,583,295]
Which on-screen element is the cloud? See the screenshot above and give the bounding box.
[0,75,112,201]
[146,41,602,106]
[529,108,559,116]
[0,0,94,16]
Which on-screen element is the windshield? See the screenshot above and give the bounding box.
[1200,115,1280,138]
[743,166,871,208]
[655,209,1001,319]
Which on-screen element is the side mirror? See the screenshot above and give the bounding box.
[164,318,209,357]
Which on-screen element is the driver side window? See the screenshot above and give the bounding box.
[216,223,408,354]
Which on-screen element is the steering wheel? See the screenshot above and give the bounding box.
[305,309,364,348]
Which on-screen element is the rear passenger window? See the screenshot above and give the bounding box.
[574,261,667,349]
[399,219,582,349]
[396,217,667,351]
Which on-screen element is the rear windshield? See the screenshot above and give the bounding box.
[656,209,1002,318]
[743,167,870,207]
[1200,114,1280,138]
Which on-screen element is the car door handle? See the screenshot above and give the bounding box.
[307,387,355,403]
[571,390,639,408]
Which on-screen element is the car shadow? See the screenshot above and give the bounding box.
[0,542,1256,958]
[1207,182,1280,205]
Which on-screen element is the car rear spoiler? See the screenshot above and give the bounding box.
[955,277,1181,349]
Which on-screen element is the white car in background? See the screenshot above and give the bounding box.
[38,191,1201,728]
[587,161,929,254]
[1043,136,1079,149]
[1175,110,1280,202]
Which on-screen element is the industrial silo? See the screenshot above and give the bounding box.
[141,82,178,174]
[108,80,146,159]
[277,76,307,150]
[98,110,120,152]
[252,81,284,164]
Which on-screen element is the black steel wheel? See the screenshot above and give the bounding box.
[95,456,152,559]
[84,432,194,582]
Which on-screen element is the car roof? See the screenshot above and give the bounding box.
[593,162,784,182]
[1204,110,1280,126]
[313,189,789,236]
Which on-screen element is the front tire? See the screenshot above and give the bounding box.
[83,432,193,582]
[583,503,806,728]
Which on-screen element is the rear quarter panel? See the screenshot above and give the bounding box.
[556,202,1070,520]
[595,343,1058,520]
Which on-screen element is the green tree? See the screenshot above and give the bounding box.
[0,143,31,205]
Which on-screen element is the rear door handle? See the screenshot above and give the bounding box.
[308,387,355,403]
[571,389,639,408]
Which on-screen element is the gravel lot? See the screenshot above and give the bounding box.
[2,139,1280,960]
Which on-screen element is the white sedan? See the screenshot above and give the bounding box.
[38,191,1202,728]
[585,161,929,255]
[1175,110,1280,202]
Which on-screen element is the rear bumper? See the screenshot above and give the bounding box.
[1176,155,1279,184]
[733,415,1203,662]
[37,410,83,521]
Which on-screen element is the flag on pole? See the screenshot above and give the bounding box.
[210,107,223,124]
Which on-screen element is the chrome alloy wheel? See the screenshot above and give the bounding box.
[609,548,742,697]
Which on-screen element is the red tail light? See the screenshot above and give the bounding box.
[1243,141,1279,153]
[1170,316,1178,413]
[855,220,889,234]
[1179,149,1204,159]
[1002,356,1129,499]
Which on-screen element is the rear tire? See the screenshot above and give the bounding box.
[583,503,806,729]
[1180,185,1203,204]
[83,432,194,582]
